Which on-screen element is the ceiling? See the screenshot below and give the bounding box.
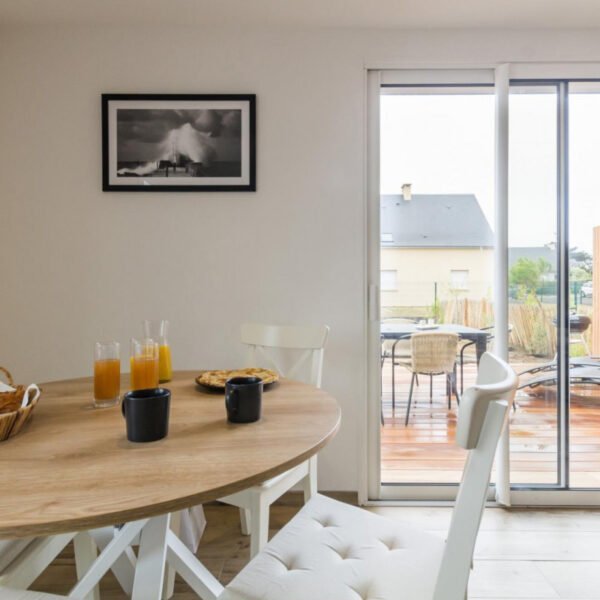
[2,0,600,29]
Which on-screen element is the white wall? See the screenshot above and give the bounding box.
[2,25,600,490]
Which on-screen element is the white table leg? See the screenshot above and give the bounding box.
[73,532,100,600]
[69,519,147,599]
[89,526,136,596]
[166,530,224,600]
[132,513,171,600]
[162,511,181,599]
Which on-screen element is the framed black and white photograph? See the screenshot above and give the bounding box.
[102,94,256,192]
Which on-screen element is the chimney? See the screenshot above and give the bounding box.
[402,183,412,201]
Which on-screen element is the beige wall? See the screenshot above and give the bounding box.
[2,25,600,490]
[381,247,493,308]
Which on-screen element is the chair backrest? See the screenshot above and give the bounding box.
[433,352,517,600]
[411,332,459,374]
[240,323,329,388]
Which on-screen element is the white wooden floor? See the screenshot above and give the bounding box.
[371,505,600,599]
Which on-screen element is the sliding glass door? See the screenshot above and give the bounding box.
[509,80,600,494]
[508,84,560,487]
[568,82,600,489]
[379,86,494,488]
[367,67,600,504]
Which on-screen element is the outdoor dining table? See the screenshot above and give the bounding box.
[0,371,340,599]
[380,322,489,362]
[380,323,490,405]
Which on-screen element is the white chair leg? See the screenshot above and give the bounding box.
[0,533,75,589]
[162,511,181,600]
[249,494,269,559]
[239,508,251,536]
[302,455,318,503]
[73,532,101,600]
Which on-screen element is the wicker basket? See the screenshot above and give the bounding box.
[0,366,40,442]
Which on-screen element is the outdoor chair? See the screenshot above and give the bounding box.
[405,332,459,426]
[516,363,600,414]
[380,318,418,410]
[380,334,416,425]
[217,352,517,600]
[218,322,330,558]
[518,366,600,391]
[519,356,600,377]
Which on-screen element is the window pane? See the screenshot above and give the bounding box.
[568,81,600,488]
[508,85,559,486]
[380,88,494,486]
[450,270,469,291]
[381,270,398,291]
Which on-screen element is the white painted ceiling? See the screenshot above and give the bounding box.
[1,0,600,29]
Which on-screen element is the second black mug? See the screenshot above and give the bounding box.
[225,376,263,423]
[122,388,170,443]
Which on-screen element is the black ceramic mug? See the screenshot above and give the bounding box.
[225,376,263,423]
[122,388,170,442]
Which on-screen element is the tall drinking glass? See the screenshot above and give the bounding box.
[130,338,159,390]
[94,341,120,408]
[143,320,172,382]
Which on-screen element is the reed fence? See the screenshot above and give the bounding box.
[443,299,594,358]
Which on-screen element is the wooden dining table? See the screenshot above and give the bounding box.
[0,371,340,599]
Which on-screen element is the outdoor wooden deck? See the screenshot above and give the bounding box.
[381,358,600,487]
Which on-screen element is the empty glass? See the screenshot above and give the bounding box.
[94,341,120,408]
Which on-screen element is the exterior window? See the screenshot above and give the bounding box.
[381,270,398,291]
[450,269,469,290]
[381,233,393,242]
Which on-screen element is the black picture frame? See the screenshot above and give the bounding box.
[102,94,256,192]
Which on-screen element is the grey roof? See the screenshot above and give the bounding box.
[381,194,494,248]
[509,246,557,271]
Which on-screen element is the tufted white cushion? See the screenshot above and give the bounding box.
[219,494,444,600]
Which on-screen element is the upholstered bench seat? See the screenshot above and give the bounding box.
[220,493,444,600]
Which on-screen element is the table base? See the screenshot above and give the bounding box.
[37,513,225,600]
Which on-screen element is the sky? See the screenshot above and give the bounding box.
[380,87,600,253]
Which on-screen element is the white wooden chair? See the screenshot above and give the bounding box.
[219,322,330,558]
[0,590,64,599]
[0,536,75,591]
[218,352,517,600]
[0,532,108,600]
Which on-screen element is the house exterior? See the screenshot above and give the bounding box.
[380,193,494,309]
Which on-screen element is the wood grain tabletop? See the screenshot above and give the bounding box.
[0,371,340,539]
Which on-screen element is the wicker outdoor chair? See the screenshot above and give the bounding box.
[405,332,460,426]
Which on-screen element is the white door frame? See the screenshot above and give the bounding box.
[362,61,600,507]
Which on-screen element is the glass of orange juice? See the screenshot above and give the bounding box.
[143,320,172,382]
[130,338,159,391]
[94,341,120,408]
